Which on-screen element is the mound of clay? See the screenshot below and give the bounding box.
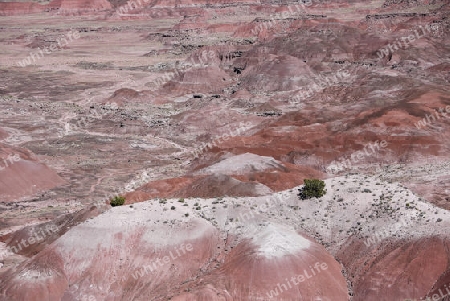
[195,153,285,176]
[175,173,272,197]
[0,144,65,202]
[0,200,349,301]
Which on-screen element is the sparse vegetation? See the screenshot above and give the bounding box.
[110,196,126,207]
[298,179,327,200]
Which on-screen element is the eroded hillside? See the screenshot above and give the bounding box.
[0,0,449,300]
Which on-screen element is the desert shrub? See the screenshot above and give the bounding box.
[298,179,327,200]
[110,196,126,207]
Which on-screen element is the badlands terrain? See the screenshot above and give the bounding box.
[0,0,450,300]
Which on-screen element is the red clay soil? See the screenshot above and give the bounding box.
[0,1,449,300]
[0,129,8,141]
[0,2,43,15]
[0,144,65,202]
[198,91,449,169]
[0,250,68,301]
[232,163,324,191]
[0,0,111,15]
[171,238,348,301]
[337,236,450,301]
[124,176,200,203]
[1,205,104,258]
[58,0,111,10]
[428,271,450,301]
[173,173,272,198]
[163,66,234,96]
[125,173,274,202]
[109,88,140,105]
[0,212,349,301]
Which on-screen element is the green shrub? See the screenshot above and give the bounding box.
[298,179,327,200]
[110,196,126,207]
